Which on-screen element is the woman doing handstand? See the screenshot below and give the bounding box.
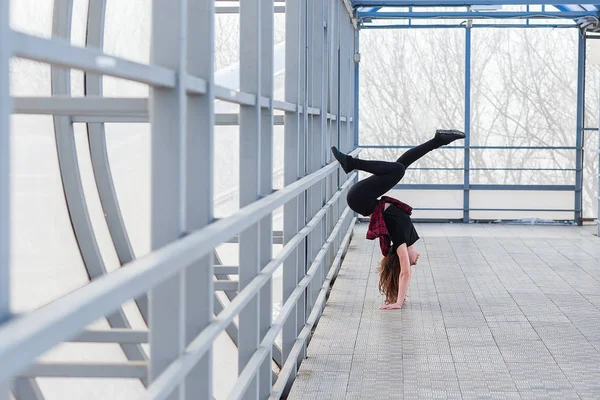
[331,129,465,310]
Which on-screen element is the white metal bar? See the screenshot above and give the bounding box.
[214,85,256,106]
[183,0,215,398]
[326,0,340,275]
[185,75,208,95]
[215,5,285,13]
[282,0,302,390]
[149,1,185,399]
[0,0,10,325]
[232,208,354,400]
[597,68,600,235]
[296,0,309,365]
[0,0,10,398]
[0,154,357,384]
[259,96,270,108]
[351,21,358,153]
[13,95,289,125]
[214,281,239,291]
[214,266,239,275]
[270,216,356,400]
[70,329,149,344]
[259,0,275,396]
[306,0,326,317]
[12,31,176,88]
[13,97,286,125]
[272,100,296,112]
[13,96,148,117]
[140,171,357,400]
[239,0,262,397]
[20,362,148,379]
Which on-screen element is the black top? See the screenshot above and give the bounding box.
[383,204,420,250]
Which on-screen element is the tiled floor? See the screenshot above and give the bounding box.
[288,223,600,400]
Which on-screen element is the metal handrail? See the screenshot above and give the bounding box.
[0,159,357,385]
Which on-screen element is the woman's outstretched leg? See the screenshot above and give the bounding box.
[332,147,407,215]
[333,129,465,174]
[396,129,465,168]
[333,129,465,216]
[332,147,402,176]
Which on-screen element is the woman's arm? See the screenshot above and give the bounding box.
[380,244,412,310]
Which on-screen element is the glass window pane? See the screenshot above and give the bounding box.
[10,0,53,38]
[359,28,465,146]
[104,0,150,64]
[10,58,51,96]
[10,115,87,313]
[472,29,578,148]
[214,125,240,219]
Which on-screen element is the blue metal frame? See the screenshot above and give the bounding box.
[354,2,588,222]
[354,0,600,7]
[359,145,579,149]
[392,184,577,191]
[464,24,471,223]
[575,31,586,224]
[363,24,580,29]
[357,11,598,19]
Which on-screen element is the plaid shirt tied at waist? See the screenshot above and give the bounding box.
[366,196,413,256]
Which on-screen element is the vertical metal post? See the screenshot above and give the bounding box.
[184,0,214,398]
[0,0,10,330]
[0,0,7,382]
[333,0,342,235]
[239,0,261,398]
[0,13,11,400]
[340,8,349,156]
[305,0,314,317]
[463,24,472,223]
[327,0,340,270]
[259,0,274,397]
[320,0,330,296]
[297,0,308,363]
[597,67,600,236]
[575,31,586,225]
[149,0,185,398]
[346,23,360,155]
[307,0,326,314]
[283,0,301,387]
[353,28,360,149]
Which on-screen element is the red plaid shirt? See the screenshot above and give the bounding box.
[366,196,413,256]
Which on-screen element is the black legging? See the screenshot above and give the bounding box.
[347,137,444,216]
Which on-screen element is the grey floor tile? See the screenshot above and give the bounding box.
[288,224,600,400]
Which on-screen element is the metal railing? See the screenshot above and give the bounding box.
[356,143,582,221]
[0,1,358,399]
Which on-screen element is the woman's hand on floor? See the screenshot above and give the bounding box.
[381,295,406,310]
[379,301,403,310]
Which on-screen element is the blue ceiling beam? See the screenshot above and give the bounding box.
[362,23,580,28]
[357,10,598,19]
[353,1,597,6]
